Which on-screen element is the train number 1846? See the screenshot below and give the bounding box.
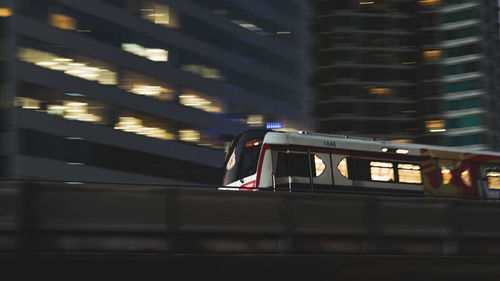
[323,140,336,148]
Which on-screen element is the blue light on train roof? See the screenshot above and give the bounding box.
[266,122,282,129]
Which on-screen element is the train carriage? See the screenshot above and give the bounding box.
[221,130,500,199]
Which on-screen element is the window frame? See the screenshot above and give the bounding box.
[346,157,423,185]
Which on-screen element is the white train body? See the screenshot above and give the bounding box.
[221,130,500,198]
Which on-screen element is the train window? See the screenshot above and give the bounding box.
[461,169,472,187]
[314,155,326,177]
[487,171,500,190]
[226,151,236,171]
[337,158,349,179]
[441,166,452,185]
[370,161,395,182]
[276,152,315,177]
[397,164,422,184]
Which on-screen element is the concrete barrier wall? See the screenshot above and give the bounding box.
[2,182,500,255]
[0,183,21,250]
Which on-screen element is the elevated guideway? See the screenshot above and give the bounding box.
[1,180,500,279]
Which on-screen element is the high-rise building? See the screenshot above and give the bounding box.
[0,0,312,185]
[313,0,500,151]
[418,0,500,150]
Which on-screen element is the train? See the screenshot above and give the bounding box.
[221,130,500,199]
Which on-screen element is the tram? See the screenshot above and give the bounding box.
[221,130,500,199]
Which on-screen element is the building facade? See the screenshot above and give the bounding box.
[313,0,500,151]
[0,0,312,185]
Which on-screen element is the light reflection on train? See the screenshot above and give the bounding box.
[221,130,500,199]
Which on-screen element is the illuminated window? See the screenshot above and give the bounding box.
[391,139,413,143]
[226,152,236,171]
[181,64,224,80]
[140,1,179,28]
[461,169,472,187]
[370,161,394,182]
[423,50,441,62]
[62,101,101,123]
[398,164,422,184]
[0,7,13,17]
[418,0,441,5]
[50,13,77,30]
[179,130,200,143]
[17,48,117,85]
[119,71,175,101]
[179,92,222,113]
[131,85,171,97]
[441,166,452,184]
[45,101,102,123]
[14,97,41,109]
[367,87,393,95]
[247,115,264,127]
[121,43,168,62]
[487,171,500,190]
[426,120,446,133]
[47,105,66,116]
[114,117,175,140]
[337,158,349,179]
[314,155,326,177]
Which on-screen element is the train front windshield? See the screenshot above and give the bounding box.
[222,130,267,186]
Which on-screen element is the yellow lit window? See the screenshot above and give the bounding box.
[179,93,222,113]
[130,85,172,98]
[398,164,422,184]
[370,161,394,182]
[368,87,393,95]
[119,71,175,101]
[391,139,413,143]
[14,97,41,109]
[418,0,441,5]
[246,115,264,127]
[47,105,66,116]
[141,2,179,28]
[63,101,101,123]
[50,13,77,30]
[0,8,13,17]
[441,166,452,185]
[337,158,349,179]
[487,171,500,190]
[181,64,224,80]
[423,50,441,62]
[179,130,200,143]
[45,101,101,123]
[17,48,117,85]
[114,117,175,140]
[461,169,472,187]
[426,120,446,133]
[121,43,168,62]
[314,155,326,177]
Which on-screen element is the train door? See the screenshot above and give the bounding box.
[330,153,354,192]
[271,147,332,192]
[272,148,311,192]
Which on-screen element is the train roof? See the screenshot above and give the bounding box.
[261,130,500,158]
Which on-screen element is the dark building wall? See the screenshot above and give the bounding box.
[313,0,418,142]
[312,0,500,151]
[2,0,313,184]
